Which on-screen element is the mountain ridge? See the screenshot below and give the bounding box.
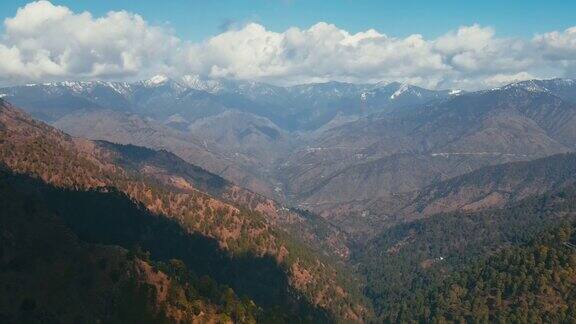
[282,82,576,214]
[0,99,367,322]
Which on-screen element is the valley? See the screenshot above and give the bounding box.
[2,76,576,323]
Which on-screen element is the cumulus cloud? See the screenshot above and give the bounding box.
[0,1,575,89]
[183,22,545,89]
[0,1,180,84]
[533,27,576,76]
[182,22,449,87]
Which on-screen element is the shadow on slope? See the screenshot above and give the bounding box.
[1,168,332,323]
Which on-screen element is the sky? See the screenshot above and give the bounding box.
[0,0,575,89]
[1,0,575,42]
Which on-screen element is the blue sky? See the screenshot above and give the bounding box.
[1,0,575,41]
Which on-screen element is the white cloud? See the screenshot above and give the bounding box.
[0,1,575,89]
[482,72,536,88]
[183,22,537,89]
[184,22,448,87]
[0,1,180,83]
[533,27,576,76]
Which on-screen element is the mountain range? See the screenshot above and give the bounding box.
[0,75,461,201]
[281,79,576,215]
[4,77,576,222]
[3,76,576,323]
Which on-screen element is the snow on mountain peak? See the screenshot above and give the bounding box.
[107,82,132,95]
[145,74,169,87]
[180,74,223,93]
[180,74,204,86]
[502,80,548,93]
[553,78,576,85]
[390,83,410,99]
[373,80,391,88]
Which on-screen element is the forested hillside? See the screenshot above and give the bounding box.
[99,141,351,259]
[0,170,264,323]
[0,99,367,322]
[357,183,576,321]
[316,152,576,239]
[410,223,576,323]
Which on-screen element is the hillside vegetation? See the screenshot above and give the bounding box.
[0,99,367,322]
[357,182,576,321]
[0,170,263,323]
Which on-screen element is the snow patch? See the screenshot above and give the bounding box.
[145,74,169,87]
[107,82,132,95]
[390,83,409,99]
[180,74,223,93]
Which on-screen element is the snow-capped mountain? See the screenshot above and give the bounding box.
[0,81,135,121]
[180,74,224,93]
[0,75,458,130]
[501,78,576,102]
[2,80,134,96]
[143,74,169,87]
